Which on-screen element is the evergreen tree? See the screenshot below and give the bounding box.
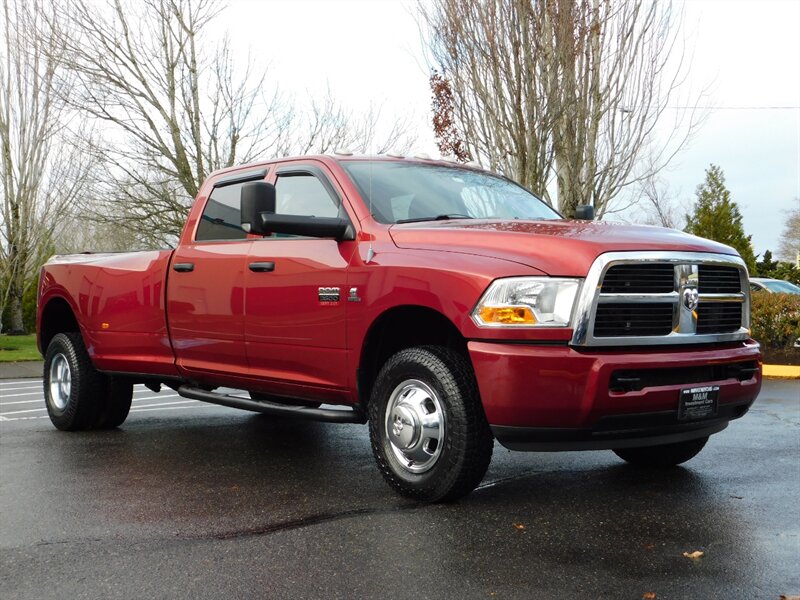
[685,165,758,274]
[756,249,779,276]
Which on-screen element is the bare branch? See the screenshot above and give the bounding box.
[0,0,92,332]
[420,0,708,216]
[50,1,417,243]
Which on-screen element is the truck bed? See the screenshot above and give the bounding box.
[39,250,179,377]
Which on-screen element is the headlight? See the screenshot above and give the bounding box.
[472,277,582,327]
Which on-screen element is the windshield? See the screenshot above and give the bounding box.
[762,280,800,294]
[341,161,561,224]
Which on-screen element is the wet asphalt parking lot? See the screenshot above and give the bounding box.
[0,377,798,599]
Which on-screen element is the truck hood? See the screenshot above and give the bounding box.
[388,219,736,275]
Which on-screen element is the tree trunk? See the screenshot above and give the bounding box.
[5,285,25,334]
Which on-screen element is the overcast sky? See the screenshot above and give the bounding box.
[221,0,800,257]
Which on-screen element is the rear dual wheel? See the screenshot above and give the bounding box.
[44,332,133,431]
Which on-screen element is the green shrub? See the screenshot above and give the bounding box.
[768,262,800,285]
[750,293,800,350]
[22,282,37,333]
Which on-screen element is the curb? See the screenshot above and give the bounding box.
[0,361,43,380]
[762,364,800,379]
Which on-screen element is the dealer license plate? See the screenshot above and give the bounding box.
[678,386,719,420]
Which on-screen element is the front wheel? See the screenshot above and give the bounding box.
[368,346,493,503]
[613,436,709,467]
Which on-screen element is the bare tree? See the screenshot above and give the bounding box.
[420,0,705,217]
[627,150,686,229]
[53,0,416,244]
[0,0,91,333]
[776,202,800,264]
[54,209,145,254]
[637,177,678,229]
[289,88,417,157]
[420,1,555,199]
[48,0,292,244]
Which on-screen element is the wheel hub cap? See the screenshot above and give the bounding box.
[48,353,71,411]
[389,405,419,449]
[385,379,445,474]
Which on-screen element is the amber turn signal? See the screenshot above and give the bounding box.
[478,306,537,325]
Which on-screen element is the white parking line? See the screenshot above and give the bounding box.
[1,406,48,415]
[0,399,44,406]
[0,403,206,421]
[0,383,159,393]
[129,405,204,413]
[0,385,42,392]
[0,393,181,410]
[0,400,206,422]
[1,382,159,389]
[1,391,44,398]
[1,396,188,415]
[132,394,180,402]
[0,394,182,408]
[130,400,197,409]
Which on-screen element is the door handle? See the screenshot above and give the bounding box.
[173,262,194,272]
[249,261,275,272]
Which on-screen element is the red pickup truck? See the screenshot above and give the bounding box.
[37,155,762,501]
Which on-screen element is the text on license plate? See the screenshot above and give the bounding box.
[679,386,719,420]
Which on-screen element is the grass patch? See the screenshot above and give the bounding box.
[0,334,41,362]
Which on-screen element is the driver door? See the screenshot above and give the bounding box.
[244,162,357,401]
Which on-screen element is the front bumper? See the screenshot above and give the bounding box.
[468,339,762,451]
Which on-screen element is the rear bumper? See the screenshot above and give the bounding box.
[468,339,762,451]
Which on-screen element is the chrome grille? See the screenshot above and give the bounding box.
[698,265,741,293]
[595,303,674,337]
[601,264,674,294]
[571,252,751,347]
[697,302,743,334]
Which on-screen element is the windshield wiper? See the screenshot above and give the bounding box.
[396,214,474,224]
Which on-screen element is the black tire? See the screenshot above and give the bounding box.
[368,346,493,503]
[94,378,133,429]
[43,332,106,431]
[248,391,321,409]
[613,436,709,467]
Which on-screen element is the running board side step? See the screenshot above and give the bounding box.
[177,386,366,424]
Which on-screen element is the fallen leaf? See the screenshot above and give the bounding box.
[513,523,525,530]
[643,593,657,599]
[644,544,656,551]
[779,595,800,600]
[683,550,704,559]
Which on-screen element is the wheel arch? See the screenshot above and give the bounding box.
[39,296,81,354]
[357,304,468,408]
